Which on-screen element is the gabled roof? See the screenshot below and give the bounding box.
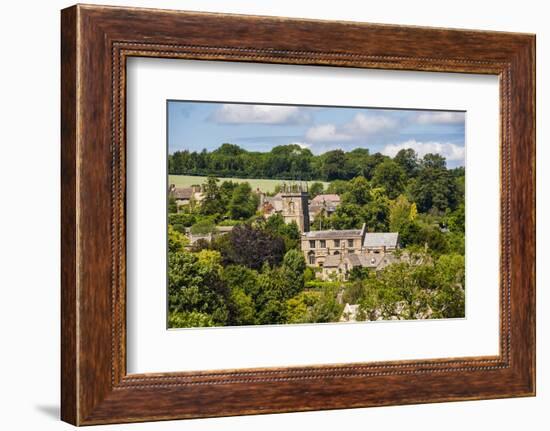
[363,232,399,248]
[310,194,341,204]
[170,187,193,200]
[323,254,342,268]
[303,229,363,239]
[264,193,282,202]
[355,252,399,269]
[345,253,362,267]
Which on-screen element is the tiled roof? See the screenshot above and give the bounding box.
[264,193,282,202]
[311,194,341,204]
[363,232,399,248]
[346,253,362,267]
[355,252,399,269]
[303,229,362,239]
[170,187,193,200]
[323,254,342,268]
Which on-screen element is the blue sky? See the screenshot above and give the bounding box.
[168,101,466,168]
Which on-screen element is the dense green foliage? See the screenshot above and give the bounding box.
[169,143,462,185]
[167,146,465,327]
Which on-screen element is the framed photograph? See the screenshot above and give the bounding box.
[61,4,535,425]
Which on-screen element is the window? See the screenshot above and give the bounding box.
[309,240,316,249]
[308,252,315,265]
[347,239,354,248]
[334,239,340,248]
[288,201,295,213]
[320,240,326,248]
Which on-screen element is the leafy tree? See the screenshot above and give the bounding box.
[219,224,285,270]
[422,153,447,170]
[168,213,196,233]
[421,225,449,255]
[219,180,239,209]
[190,219,216,235]
[263,144,314,180]
[309,285,344,323]
[363,152,389,180]
[394,148,419,178]
[200,176,222,216]
[347,267,370,283]
[362,188,390,232]
[281,249,307,297]
[372,159,406,199]
[331,203,364,230]
[321,150,348,180]
[445,203,465,233]
[358,261,430,320]
[397,220,423,248]
[169,311,214,328]
[228,288,256,325]
[168,224,189,253]
[309,181,325,199]
[228,182,259,220]
[304,266,316,283]
[168,195,178,214]
[389,195,413,232]
[286,291,320,324]
[345,148,371,178]
[168,249,230,327]
[431,254,465,318]
[341,176,371,206]
[222,265,259,298]
[264,214,301,250]
[326,179,351,195]
[342,279,366,303]
[446,231,465,255]
[311,208,331,231]
[254,267,288,324]
[409,154,459,212]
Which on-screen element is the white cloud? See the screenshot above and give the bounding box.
[382,139,465,163]
[305,113,398,143]
[344,113,398,134]
[305,124,351,142]
[415,111,465,125]
[211,104,308,125]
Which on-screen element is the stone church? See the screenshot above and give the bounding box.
[263,182,400,280]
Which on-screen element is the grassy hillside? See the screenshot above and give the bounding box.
[169,175,328,194]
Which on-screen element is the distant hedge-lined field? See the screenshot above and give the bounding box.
[169,175,327,194]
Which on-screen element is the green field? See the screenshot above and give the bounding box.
[169,175,328,194]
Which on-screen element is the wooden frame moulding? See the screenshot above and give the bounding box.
[61,4,535,425]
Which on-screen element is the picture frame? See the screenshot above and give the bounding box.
[61,4,535,426]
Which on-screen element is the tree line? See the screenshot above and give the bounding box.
[169,143,464,186]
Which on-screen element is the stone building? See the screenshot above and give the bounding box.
[302,226,400,280]
[258,181,401,280]
[280,183,310,233]
[308,193,341,224]
[260,182,310,233]
[320,248,400,281]
[168,184,203,209]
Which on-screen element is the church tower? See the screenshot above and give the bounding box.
[281,182,310,233]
